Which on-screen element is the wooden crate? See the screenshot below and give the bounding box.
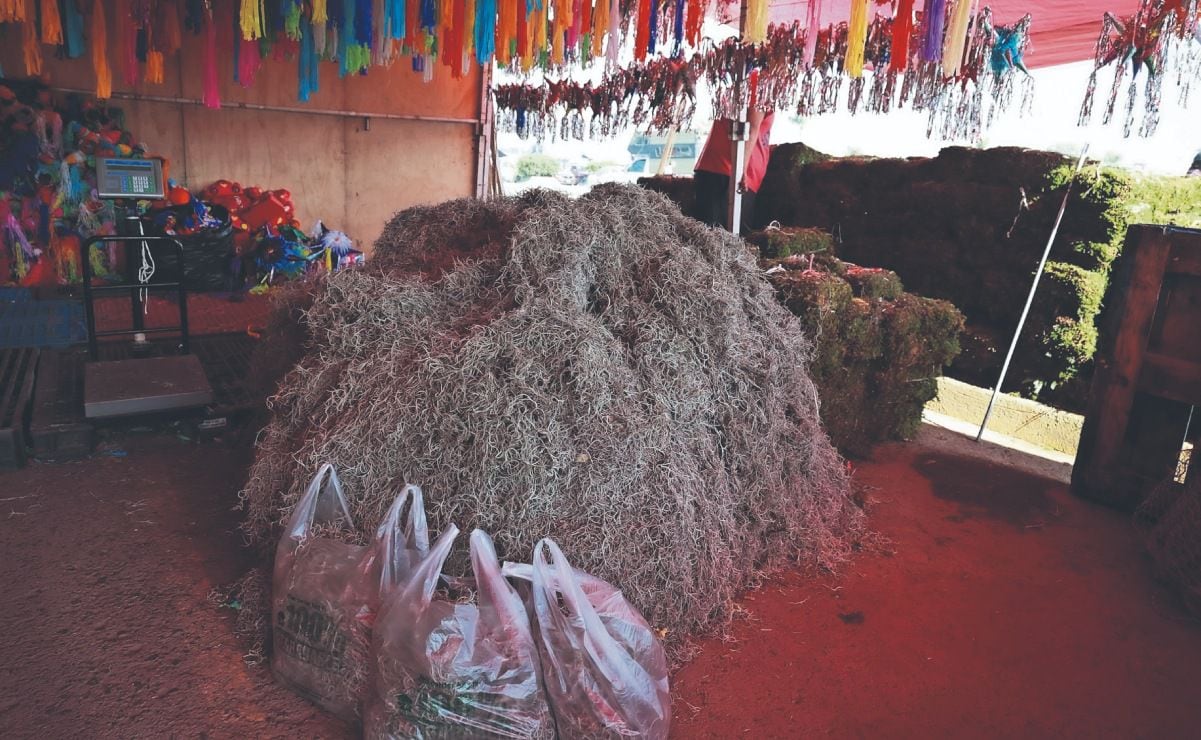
[1074,226,1201,509]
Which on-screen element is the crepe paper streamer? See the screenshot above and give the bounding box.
[634,0,650,59]
[803,0,821,68]
[39,0,62,43]
[203,13,221,108]
[22,0,42,75]
[0,0,24,22]
[146,50,165,83]
[299,19,320,100]
[941,0,973,77]
[744,0,768,45]
[920,0,946,64]
[93,4,113,99]
[241,0,266,40]
[890,0,915,72]
[64,0,85,57]
[844,0,869,78]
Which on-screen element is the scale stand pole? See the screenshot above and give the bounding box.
[726,0,751,236]
[976,144,1089,443]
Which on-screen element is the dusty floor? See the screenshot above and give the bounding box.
[1,430,1199,738]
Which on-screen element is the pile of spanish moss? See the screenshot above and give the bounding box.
[242,184,865,657]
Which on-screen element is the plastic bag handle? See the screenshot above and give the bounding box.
[469,530,527,623]
[532,539,626,686]
[399,523,460,608]
[376,484,430,592]
[280,463,355,548]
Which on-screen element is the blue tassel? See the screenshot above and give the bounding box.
[355,0,372,44]
[673,0,684,56]
[648,0,659,54]
[421,0,437,32]
[64,0,86,58]
[299,21,319,100]
[339,0,356,76]
[475,0,496,63]
[386,0,405,40]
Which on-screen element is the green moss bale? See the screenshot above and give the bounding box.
[748,227,836,259]
[845,266,904,300]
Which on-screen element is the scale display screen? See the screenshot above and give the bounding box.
[96,158,165,200]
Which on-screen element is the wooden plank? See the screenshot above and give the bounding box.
[1138,352,1201,406]
[1074,226,1174,505]
[1166,239,1201,278]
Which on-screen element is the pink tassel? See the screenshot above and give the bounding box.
[238,38,262,86]
[803,0,821,68]
[203,15,221,108]
[606,0,620,66]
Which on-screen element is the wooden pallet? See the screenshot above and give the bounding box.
[1074,225,1201,510]
[0,347,40,468]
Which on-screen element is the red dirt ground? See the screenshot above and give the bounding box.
[1,434,1199,738]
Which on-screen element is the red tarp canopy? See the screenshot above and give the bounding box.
[763,1,1144,68]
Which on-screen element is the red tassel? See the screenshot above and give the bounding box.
[891,0,915,72]
[634,0,650,60]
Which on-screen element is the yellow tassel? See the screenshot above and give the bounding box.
[93,3,112,99]
[146,51,165,83]
[240,0,265,40]
[312,0,328,25]
[844,0,869,78]
[743,0,769,45]
[40,0,62,44]
[23,0,42,75]
[942,0,976,77]
[0,0,25,23]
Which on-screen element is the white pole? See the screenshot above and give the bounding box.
[727,0,751,235]
[976,144,1090,442]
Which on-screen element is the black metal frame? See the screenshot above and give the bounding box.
[81,234,190,360]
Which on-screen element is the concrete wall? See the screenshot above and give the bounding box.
[1,4,483,250]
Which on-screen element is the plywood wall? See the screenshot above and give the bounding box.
[0,3,482,250]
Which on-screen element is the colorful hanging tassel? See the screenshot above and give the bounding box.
[803,0,821,68]
[844,0,869,78]
[890,0,915,72]
[920,0,947,64]
[237,38,263,86]
[241,0,266,39]
[299,18,320,100]
[634,0,649,59]
[606,0,619,65]
[22,0,42,75]
[647,0,658,54]
[203,11,221,108]
[495,0,514,64]
[146,51,165,83]
[475,0,496,63]
[0,0,25,22]
[592,0,608,57]
[744,0,768,45]
[159,0,183,54]
[941,0,974,77]
[385,0,405,39]
[93,4,113,99]
[117,0,140,87]
[64,0,86,57]
[40,0,63,44]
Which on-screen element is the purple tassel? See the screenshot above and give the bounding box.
[921,0,947,64]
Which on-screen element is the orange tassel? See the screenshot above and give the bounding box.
[93,3,112,99]
[592,0,608,57]
[0,0,26,23]
[147,51,165,83]
[40,0,63,43]
[23,0,42,75]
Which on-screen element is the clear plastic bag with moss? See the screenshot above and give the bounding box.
[504,539,671,739]
[366,526,553,739]
[272,464,429,723]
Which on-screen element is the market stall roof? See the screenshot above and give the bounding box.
[765,0,1143,68]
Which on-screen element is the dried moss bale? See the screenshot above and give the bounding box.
[241,185,865,663]
[748,227,836,259]
[768,255,963,456]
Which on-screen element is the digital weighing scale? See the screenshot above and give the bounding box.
[82,157,214,419]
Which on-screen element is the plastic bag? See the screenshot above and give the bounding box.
[366,526,554,739]
[505,539,671,739]
[272,463,428,722]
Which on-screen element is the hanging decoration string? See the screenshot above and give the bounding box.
[40,0,63,44]
[942,0,974,77]
[744,0,769,45]
[844,0,870,78]
[891,0,915,71]
[921,0,947,63]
